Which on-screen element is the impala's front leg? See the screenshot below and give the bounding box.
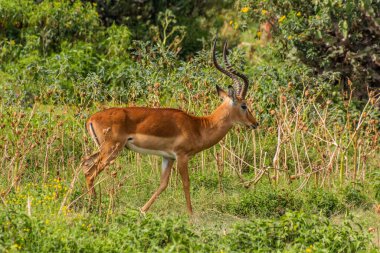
[177,156,193,215]
[141,157,174,213]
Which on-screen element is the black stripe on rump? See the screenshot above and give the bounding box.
[89,122,100,147]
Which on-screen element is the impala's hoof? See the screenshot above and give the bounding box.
[139,208,146,216]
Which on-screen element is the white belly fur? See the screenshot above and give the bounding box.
[126,142,176,159]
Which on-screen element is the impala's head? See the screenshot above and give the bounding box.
[213,38,259,129]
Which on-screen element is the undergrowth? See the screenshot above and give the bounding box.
[0,181,373,252]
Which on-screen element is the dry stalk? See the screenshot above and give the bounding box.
[252,130,257,175]
[219,143,257,171]
[214,148,224,194]
[272,122,281,184]
[244,167,269,188]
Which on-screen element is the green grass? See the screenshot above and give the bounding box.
[0,178,376,252]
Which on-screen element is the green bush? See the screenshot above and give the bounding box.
[304,188,345,217]
[221,187,353,218]
[223,188,302,217]
[0,0,100,58]
[343,185,371,208]
[240,0,380,97]
[225,211,371,252]
[0,0,133,105]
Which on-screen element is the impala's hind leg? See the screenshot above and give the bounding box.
[141,157,174,213]
[82,152,100,174]
[81,152,100,194]
[84,142,123,196]
[82,155,98,196]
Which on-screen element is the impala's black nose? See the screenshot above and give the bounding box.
[251,122,259,129]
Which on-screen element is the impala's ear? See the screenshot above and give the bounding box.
[216,85,228,99]
[227,85,237,103]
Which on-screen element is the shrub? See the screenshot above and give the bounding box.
[0,0,133,105]
[304,188,345,217]
[343,184,371,209]
[0,0,100,58]
[240,0,380,98]
[225,211,371,252]
[223,188,302,217]
[0,208,212,252]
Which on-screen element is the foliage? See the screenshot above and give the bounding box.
[0,184,373,252]
[0,0,131,105]
[87,0,234,55]
[150,9,187,55]
[304,188,344,217]
[226,212,370,252]
[222,187,302,217]
[0,0,100,57]
[342,184,371,208]
[240,0,380,97]
[220,186,371,218]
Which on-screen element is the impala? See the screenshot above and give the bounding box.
[81,39,258,215]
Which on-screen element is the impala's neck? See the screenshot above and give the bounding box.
[198,101,233,150]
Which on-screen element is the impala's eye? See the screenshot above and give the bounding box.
[241,105,247,110]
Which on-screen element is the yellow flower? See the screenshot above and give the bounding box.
[305,245,313,252]
[241,7,250,13]
[278,15,286,23]
[297,12,301,17]
[287,35,293,40]
[12,244,21,250]
[229,20,233,25]
[261,9,268,15]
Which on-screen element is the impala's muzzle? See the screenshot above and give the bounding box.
[250,122,259,129]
